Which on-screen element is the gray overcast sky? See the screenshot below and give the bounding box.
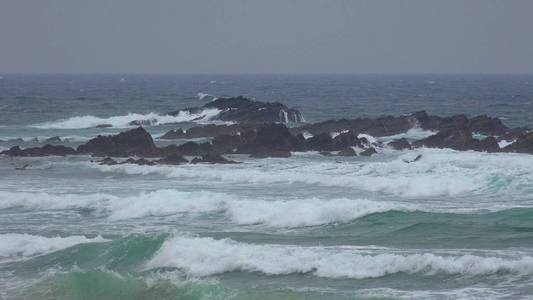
[1,0,533,74]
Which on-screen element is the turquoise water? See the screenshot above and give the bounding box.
[1,75,533,299]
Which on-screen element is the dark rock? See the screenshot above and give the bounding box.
[77,127,159,157]
[337,147,357,157]
[236,123,299,157]
[129,119,157,126]
[414,128,473,151]
[414,128,500,152]
[319,151,333,156]
[94,124,112,128]
[156,153,188,165]
[181,124,250,139]
[159,129,187,139]
[360,147,377,156]
[388,138,412,150]
[468,115,508,136]
[120,158,156,166]
[503,132,533,153]
[175,141,212,156]
[98,157,118,165]
[306,133,335,151]
[294,114,418,137]
[469,137,500,153]
[438,115,469,131]
[1,144,77,156]
[211,134,244,154]
[332,131,363,149]
[403,154,423,163]
[168,96,304,124]
[191,153,238,164]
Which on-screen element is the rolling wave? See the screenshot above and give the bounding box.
[146,236,533,278]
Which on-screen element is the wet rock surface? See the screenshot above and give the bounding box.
[4,108,533,161]
[167,96,304,124]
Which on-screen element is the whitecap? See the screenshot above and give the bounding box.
[31,109,221,129]
[146,236,533,278]
[0,233,108,259]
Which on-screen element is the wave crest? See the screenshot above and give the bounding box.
[146,236,533,278]
[0,233,107,259]
[31,109,221,129]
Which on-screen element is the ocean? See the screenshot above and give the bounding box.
[1,74,533,299]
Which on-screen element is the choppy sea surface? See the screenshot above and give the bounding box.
[1,74,533,300]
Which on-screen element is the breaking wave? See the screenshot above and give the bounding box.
[0,190,410,227]
[31,109,221,129]
[146,236,533,278]
[0,233,107,259]
[89,148,533,199]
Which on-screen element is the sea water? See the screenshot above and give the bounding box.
[1,74,533,299]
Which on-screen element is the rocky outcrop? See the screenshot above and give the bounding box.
[414,128,500,152]
[1,144,77,156]
[235,123,303,158]
[77,127,159,157]
[159,124,253,140]
[294,114,418,137]
[503,132,533,153]
[305,131,364,151]
[168,96,304,124]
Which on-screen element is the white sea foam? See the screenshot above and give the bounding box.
[196,92,217,101]
[378,127,437,143]
[31,109,221,129]
[0,233,107,258]
[90,148,533,199]
[498,139,514,148]
[224,198,409,227]
[0,190,408,227]
[146,236,533,278]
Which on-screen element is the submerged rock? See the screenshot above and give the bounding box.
[337,147,357,157]
[191,153,238,164]
[120,158,156,166]
[98,157,118,165]
[156,153,189,165]
[388,138,412,150]
[44,136,62,143]
[94,124,112,128]
[360,147,377,156]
